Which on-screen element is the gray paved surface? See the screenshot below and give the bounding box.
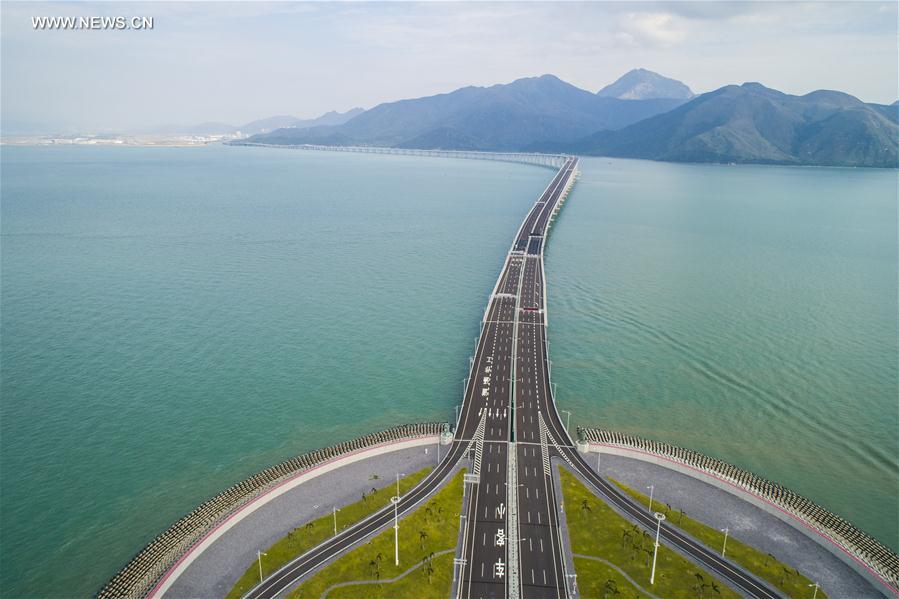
[166,444,439,598]
[591,453,885,598]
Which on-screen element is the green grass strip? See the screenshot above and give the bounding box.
[572,555,654,598]
[560,467,741,599]
[287,468,465,599]
[226,466,433,599]
[319,551,455,598]
[609,476,826,598]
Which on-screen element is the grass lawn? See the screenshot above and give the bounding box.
[572,556,650,598]
[610,477,826,598]
[287,468,465,598]
[226,467,433,599]
[321,552,455,599]
[560,467,740,599]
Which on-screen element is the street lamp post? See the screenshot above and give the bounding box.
[391,495,401,566]
[561,410,572,433]
[650,512,666,585]
[396,472,405,497]
[453,557,467,583]
[256,550,267,583]
[647,485,655,513]
[721,527,729,557]
[332,506,340,536]
[809,582,820,599]
[566,573,578,595]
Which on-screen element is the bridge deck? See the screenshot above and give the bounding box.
[457,157,577,599]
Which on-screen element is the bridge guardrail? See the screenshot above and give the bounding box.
[578,426,899,593]
[97,422,445,599]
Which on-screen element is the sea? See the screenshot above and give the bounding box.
[1,144,895,597]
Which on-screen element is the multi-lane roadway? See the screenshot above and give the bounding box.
[455,157,578,599]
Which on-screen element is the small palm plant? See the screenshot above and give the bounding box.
[424,559,435,583]
[693,572,706,598]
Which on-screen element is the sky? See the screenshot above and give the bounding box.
[2,1,897,133]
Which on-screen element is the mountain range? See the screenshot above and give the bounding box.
[568,83,898,168]
[249,73,685,151]
[245,69,898,168]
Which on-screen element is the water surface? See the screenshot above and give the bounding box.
[0,145,553,597]
[547,157,898,550]
[1,148,895,599]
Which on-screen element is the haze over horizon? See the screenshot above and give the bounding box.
[2,1,897,134]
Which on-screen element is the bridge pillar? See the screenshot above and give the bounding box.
[575,439,590,454]
[440,431,453,445]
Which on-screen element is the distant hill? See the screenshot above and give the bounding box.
[239,108,364,135]
[150,121,236,136]
[146,108,364,137]
[597,68,694,100]
[570,83,899,168]
[246,74,686,151]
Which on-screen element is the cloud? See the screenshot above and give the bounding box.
[618,11,687,47]
[336,3,539,53]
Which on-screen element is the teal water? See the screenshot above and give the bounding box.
[0,145,554,597]
[547,157,898,551]
[0,148,896,598]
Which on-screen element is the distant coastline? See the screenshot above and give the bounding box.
[0,135,240,147]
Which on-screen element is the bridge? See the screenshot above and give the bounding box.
[243,157,780,599]
[226,141,569,169]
